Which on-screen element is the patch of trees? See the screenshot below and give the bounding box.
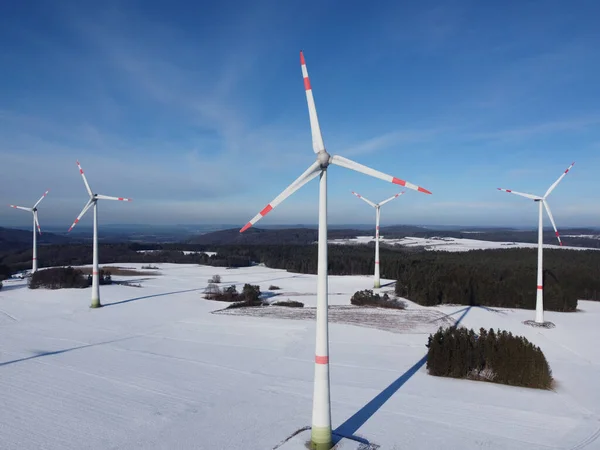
[350,289,406,309]
[28,267,112,289]
[204,283,262,307]
[426,327,553,389]
[272,300,304,307]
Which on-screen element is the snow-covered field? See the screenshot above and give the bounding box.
[136,250,217,256]
[0,263,599,449]
[329,235,600,252]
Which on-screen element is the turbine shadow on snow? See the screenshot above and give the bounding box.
[0,335,136,368]
[103,288,205,307]
[333,306,472,443]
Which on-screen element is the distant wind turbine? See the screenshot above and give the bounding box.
[351,191,405,288]
[9,190,50,273]
[240,51,431,450]
[68,161,131,308]
[498,162,574,324]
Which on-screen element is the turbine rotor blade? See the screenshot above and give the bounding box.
[331,155,432,194]
[77,161,94,197]
[496,188,541,201]
[96,194,132,201]
[379,191,405,206]
[544,162,574,198]
[543,200,562,246]
[240,161,321,233]
[33,190,50,209]
[351,191,376,208]
[68,199,94,232]
[9,205,33,212]
[300,51,326,154]
[34,211,42,235]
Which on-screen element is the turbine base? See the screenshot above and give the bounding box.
[90,298,102,309]
[273,426,379,449]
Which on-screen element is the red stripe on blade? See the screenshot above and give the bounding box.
[392,177,406,186]
[315,355,329,364]
[240,222,252,233]
[304,77,311,91]
[537,285,543,290]
[418,186,432,194]
[118,198,124,201]
[300,51,306,65]
[260,204,273,216]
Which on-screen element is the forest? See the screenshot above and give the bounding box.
[1,241,599,311]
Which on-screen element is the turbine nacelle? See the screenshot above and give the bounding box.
[317,150,331,168]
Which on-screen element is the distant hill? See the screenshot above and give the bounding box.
[0,227,72,253]
[186,225,600,248]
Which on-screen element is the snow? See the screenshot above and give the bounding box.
[136,249,217,256]
[329,235,600,252]
[0,263,599,449]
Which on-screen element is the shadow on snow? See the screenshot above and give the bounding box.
[102,287,205,307]
[333,305,473,444]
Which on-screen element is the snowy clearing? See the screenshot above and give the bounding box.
[0,263,599,449]
[329,235,600,252]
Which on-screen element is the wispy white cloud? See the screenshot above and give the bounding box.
[468,116,600,142]
[341,127,450,157]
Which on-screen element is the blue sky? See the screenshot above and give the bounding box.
[1,0,599,230]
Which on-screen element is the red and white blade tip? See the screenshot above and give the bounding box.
[240,204,273,233]
[300,51,306,65]
[565,162,575,173]
[392,177,431,194]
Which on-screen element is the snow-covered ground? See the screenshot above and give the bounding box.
[329,235,600,252]
[0,263,599,449]
[136,249,217,256]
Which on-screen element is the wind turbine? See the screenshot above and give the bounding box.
[497,162,574,324]
[240,51,431,450]
[351,191,405,288]
[9,190,50,273]
[68,161,131,308]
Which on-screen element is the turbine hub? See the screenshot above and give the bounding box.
[317,150,330,168]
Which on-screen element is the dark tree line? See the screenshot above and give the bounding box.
[0,243,253,274]
[2,242,600,311]
[427,327,553,389]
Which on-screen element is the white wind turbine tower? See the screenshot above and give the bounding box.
[498,162,574,325]
[68,161,131,308]
[9,190,50,273]
[240,51,431,450]
[351,191,405,289]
